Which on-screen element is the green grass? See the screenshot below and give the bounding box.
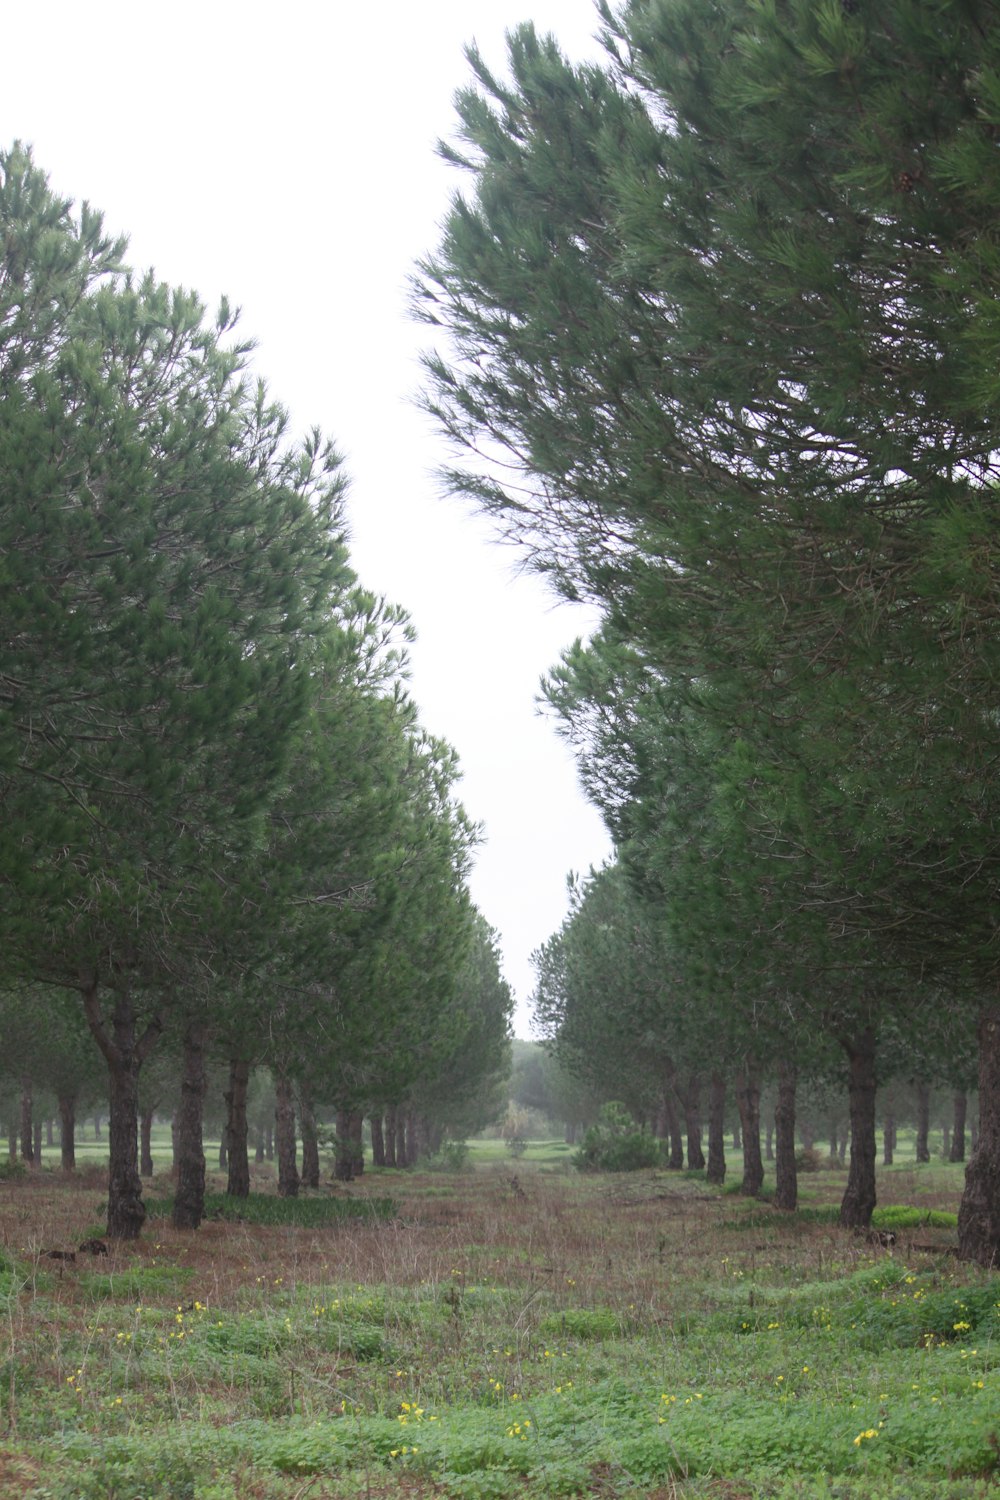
[1,1158,997,1499]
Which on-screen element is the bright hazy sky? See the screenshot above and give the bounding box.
[6,1,614,1033]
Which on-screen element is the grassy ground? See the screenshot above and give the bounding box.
[0,1151,997,1499]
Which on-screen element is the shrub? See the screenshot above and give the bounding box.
[572,1102,660,1173]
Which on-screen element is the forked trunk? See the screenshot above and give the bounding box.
[773,1059,797,1211]
[737,1064,764,1197]
[274,1071,299,1198]
[58,1094,76,1171]
[706,1072,727,1185]
[684,1074,705,1170]
[82,985,162,1242]
[839,1026,877,1229]
[225,1058,251,1198]
[950,1092,967,1164]
[958,1004,1000,1265]
[172,1020,207,1230]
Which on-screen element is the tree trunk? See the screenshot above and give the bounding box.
[7,1116,16,1162]
[172,1020,208,1230]
[58,1094,76,1171]
[942,1124,951,1159]
[405,1108,419,1167]
[225,1058,251,1198]
[140,1106,155,1178]
[274,1072,299,1198]
[300,1094,320,1189]
[265,1124,274,1160]
[218,1137,227,1170]
[254,1127,265,1164]
[684,1074,705,1170]
[829,1119,838,1161]
[958,1005,1000,1265]
[45,1119,54,1148]
[706,1072,727,1185]
[839,1026,878,1229]
[915,1080,931,1163]
[82,985,161,1241]
[800,1120,814,1151]
[395,1109,407,1169]
[20,1078,33,1167]
[334,1108,354,1181]
[950,1092,967,1163]
[732,1123,742,1152]
[883,1112,895,1166]
[170,1111,179,1175]
[94,1115,102,1140]
[736,1063,764,1196]
[773,1059,797,1211]
[32,1115,42,1167]
[765,1121,774,1163]
[662,1088,684,1170]
[370,1114,386,1167]
[384,1108,398,1168]
[351,1111,365,1176]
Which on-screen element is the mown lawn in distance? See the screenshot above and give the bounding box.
[0,1152,996,1499]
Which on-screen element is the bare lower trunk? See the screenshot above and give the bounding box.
[958,1005,1000,1265]
[915,1081,931,1164]
[384,1108,398,1168]
[140,1106,155,1177]
[395,1109,407,1169]
[20,1078,33,1167]
[58,1095,76,1172]
[334,1108,354,1181]
[773,1059,797,1211]
[82,985,161,1242]
[225,1058,251,1198]
[405,1108,419,1168]
[706,1072,727,1185]
[218,1137,227,1170]
[839,1027,877,1229]
[351,1112,365,1175]
[684,1074,705,1171]
[370,1115,386,1167]
[7,1117,14,1161]
[274,1072,299,1198]
[883,1112,895,1166]
[737,1065,764,1196]
[950,1092,967,1163]
[172,1020,208,1230]
[300,1093,320,1189]
[32,1116,42,1167]
[662,1088,684,1170]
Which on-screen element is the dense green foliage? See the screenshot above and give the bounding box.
[417,0,1000,1261]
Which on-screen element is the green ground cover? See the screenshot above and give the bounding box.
[0,1157,995,1498]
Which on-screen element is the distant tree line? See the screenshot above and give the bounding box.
[415,0,1000,1262]
[0,145,511,1237]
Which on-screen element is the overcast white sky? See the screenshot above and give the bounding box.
[6,1,614,1033]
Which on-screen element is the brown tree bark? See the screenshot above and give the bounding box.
[172,1020,208,1230]
[225,1058,251,1198]
[32,1116,42,1167]
[140,1106,155,1178]
[883,1112,895,1165]
[82,984,162,1241]
[736,1063,764,1196]
[20,1078,33,1167]
[949,1092,967,1163]
[773,1059,797,1211]
[958,1005,1000,1265]
[384,1108,398,1168]
[839,1026,878,1229]
[350,1111,365,1176]
[333,1107,354,1181]
[395,1109,408,1169]
[914,1080,931,1163]
[58,1094,76,1172]
[274,1071,299,1198]
[300,1093,320,1189]
[370,1114,386,1168]
[706,1072,727,1185]
[684,1074,705,1171]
